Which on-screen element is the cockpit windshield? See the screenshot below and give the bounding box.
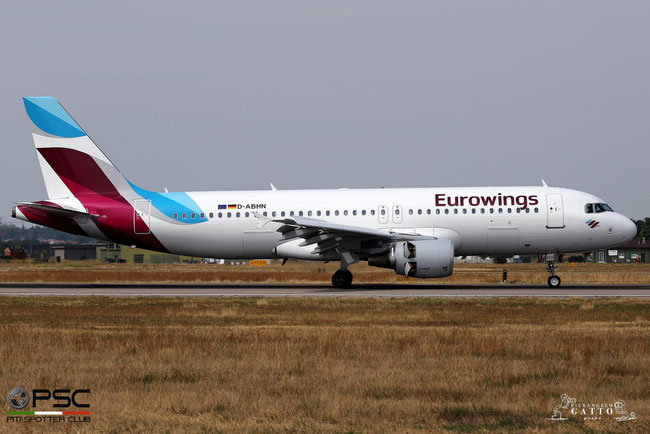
[585,203,613,214]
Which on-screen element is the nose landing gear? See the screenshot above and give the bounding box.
[546,253,562,288]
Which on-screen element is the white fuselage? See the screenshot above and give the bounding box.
[144,186,635,259]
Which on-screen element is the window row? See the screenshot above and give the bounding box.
[434,207,540,215]
[172,207,540,220]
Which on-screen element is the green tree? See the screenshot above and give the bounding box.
[633,218,650,240]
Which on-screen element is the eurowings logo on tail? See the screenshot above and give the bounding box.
[586,219,600,228]
[16,96,209,253]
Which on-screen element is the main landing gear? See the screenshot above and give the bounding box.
[331,250,359,289]
[332,269,353,288]
[546,253,561,288]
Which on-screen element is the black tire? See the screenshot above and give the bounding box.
[332,270,353,288]
[547,275,561,288]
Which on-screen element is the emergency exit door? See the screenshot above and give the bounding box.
[546,194,564,228]
[392,205,402,224]
[378,205,388,224]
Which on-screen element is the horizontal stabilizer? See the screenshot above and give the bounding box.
[14,202,98,218]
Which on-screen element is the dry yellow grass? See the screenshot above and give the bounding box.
[0,297,649,432]
[1,261,650,285]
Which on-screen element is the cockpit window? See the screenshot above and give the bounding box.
[586,202,614,213]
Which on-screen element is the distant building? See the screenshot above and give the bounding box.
[52,242,203,264]
[52,243,103,261]
[591,239,650,263]
[116,245,201,264]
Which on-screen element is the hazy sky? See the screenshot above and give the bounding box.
[1,1,648,221]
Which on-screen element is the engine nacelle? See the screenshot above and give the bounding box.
[369,239,454,278]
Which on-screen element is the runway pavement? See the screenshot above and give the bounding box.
[1,283,650,297]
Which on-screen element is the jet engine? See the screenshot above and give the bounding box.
[368,239,454,278]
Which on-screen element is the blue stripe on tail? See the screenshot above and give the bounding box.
[23,97,85,138]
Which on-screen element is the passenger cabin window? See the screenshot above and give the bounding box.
[173,213,178,219]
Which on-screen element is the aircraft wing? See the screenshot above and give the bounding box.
[273,216,434,255]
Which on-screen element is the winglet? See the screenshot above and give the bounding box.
[542,179,548,187]
[270,183,277,191]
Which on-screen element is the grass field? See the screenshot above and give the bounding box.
[1,297,649,432]
[1,261,650,285]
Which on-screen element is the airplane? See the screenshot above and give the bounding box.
[12,97,637,288]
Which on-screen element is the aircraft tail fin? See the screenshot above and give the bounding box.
[23,97,131,203]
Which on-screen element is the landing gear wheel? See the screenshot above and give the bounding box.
[547,275,561,288]
[332,270,353,288]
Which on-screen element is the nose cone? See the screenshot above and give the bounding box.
[620,215,637,243]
